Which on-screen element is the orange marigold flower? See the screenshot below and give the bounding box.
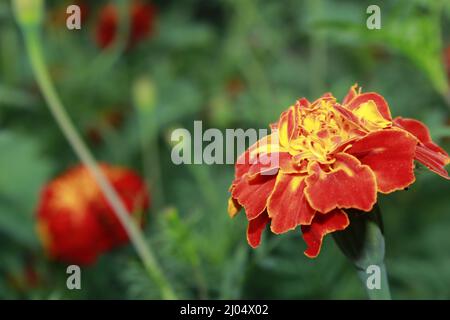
[228,84,450,258]
[95,1,157,49]
[36,164,150,265]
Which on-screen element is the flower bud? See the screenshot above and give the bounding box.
[132,76,157,113]
[12,0,44,28]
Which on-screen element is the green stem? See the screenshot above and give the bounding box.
[137,114,165,213]
[22,28,177,300]
[357,262,391,300]
[333,206,392,300]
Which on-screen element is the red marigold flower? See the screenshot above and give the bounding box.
[228,84,450,258]
[36,164,150,265]
[95,1,157,49]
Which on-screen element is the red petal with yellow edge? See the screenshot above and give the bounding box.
[346,92,392,121]
[333,103,363,127]
[277,106,298,147]
[415,144,450,179]
[304,153,377,213]
[394,118,434,144]
[301,209,349,258]
[296,97,311,109]
[234,133,282,182]
[228,196,242,218]
[342,83,360,105]
[347,129,417,193]
[232,174,276,220]
[246,151,304,177]
[394,117,450,179]
[267,173,316,234]
[247,211,270,248]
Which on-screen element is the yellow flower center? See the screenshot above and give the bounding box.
[284,98,357,163]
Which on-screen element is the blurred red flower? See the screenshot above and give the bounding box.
[36,164,150,265]
[95,1,157,49]
[228,84,450,258]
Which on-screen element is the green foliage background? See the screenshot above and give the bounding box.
[0,0,450,299]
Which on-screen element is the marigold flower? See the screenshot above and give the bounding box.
[228,84,450,258]
[95,1,157,49]
[36,164,150,265]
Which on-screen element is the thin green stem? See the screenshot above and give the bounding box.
[22,29,176,300]
[136,113,165,213]
[332,206,392,300]
[357,263,391,300]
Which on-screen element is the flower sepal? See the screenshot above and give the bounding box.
[332,205,391,299]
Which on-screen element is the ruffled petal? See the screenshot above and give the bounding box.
[232,174,276,220]
[333,103,361,127]
[347,129,417,193]
[346,92,392,121]
[394,118,436,145]
[301,209,349,258]
[342,83,360,105]
[247,211,270,248]
[246,151,297,177]
[234,133,284,182]
[277,106,299,148]
[304,153,377,213]
[415,145,450,179]
[394,117,450,179]
[267,173,316,234]
[227,196,242,218]
[296,97,311,109]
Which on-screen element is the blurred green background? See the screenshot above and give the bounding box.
[1,0,450,299]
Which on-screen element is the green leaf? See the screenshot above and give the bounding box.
[0,131,52,247]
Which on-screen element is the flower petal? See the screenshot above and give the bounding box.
[232,174,276,220]
[267,173,316,234]
[277,105,300,148]
[415,144,450,179]
[246,151,295,177]
[342,83,360,105]
[394,117,433,143]
[394,117,450,179]
[304,153,377,213]
[347,129,417,193]
[346,92,392,121]
[296,97,311,109]
[234,133,283,182]
[333,103,361,127]
[301,209,349,258]
[228,196,242,218]
[247,211,270,248]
